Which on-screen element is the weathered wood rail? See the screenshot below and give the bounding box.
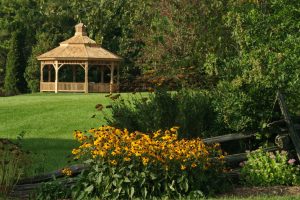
[203,133,255,144]
[9,91,300,199]
[276,91,300,160]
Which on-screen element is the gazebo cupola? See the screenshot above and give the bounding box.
[37,23,122,93]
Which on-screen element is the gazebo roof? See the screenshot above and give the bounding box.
[37,23,122,61]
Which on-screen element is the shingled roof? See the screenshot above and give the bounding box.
[37,23,122,61]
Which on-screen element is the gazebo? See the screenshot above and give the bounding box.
[37,23,122,93]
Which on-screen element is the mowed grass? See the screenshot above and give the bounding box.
[0,92,120,174]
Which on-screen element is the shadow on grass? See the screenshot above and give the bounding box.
[10,138,78,176]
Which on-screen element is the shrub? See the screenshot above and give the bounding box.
[0,138,29,198]
[240,148,300,186]
[35,177,72,200]
[106,89,217,138]
[69,126,227,199]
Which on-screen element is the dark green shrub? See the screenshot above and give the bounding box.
[4,31,22,96]
[35,177,72,200]
[106,89,217,138]
[176,90,216,138]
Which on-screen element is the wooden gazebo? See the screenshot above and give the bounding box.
[37,23,122,93]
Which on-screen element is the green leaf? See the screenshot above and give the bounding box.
[96,172,103,184]
[84,185,94,194]
[129,186,135,198]
[124,177,131,183]
[150,172,157,180]
[169,180,176,191]
[142,187,148,199]
[113,174,122,178]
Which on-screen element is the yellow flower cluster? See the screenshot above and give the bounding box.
[72,126,223,171]
[61,168,72,176]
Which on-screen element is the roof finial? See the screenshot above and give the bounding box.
[75,23,87,36]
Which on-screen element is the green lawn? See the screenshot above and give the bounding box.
[0,93,119,174]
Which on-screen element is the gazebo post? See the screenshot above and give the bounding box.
[84,61,89,93]
[40,62,44,93]
[72,66,76,82]
[110,62,115,94]
[55,61,58,93]
[48,65,51,82]
[117,64,120,85]
[101,66,104,83]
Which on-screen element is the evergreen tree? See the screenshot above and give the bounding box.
[4,31,24,96]
[0,47,7,96]
[25,33,56,92]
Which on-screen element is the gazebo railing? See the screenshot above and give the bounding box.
[88,83,119,93]
[40,82,55,91]
[40,82,119,93]
[58,82,85,92]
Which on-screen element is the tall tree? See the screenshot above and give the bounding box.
[4,31,23,96]
[211,0,300,131]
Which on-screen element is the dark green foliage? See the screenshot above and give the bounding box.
[106,89,217,138]
[35,178,71,200]
[70,161,225,199]
[4,31,24,96]
[0,47,6,96]
[176,90,217,138]
[25,33,58,92]
[209,0,300,131]
[0,0,298,134]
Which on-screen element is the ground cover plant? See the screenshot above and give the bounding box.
[240,148,300,186]
[0,93,116,172]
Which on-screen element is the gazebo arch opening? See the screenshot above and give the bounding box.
[57,64,86,82]
[42,65,55,82]
[37,23,122,93]
[88,65,112,84]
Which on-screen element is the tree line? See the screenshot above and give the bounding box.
[0,0,299,130]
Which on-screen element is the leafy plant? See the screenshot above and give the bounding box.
[0,137,30,198]
[241,148,300,186]
[35,176,72,200]
[68,126,227,199]
[106,89,218,138]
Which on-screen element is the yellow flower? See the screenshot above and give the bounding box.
[124,157,131,162]
[80,143,92,148]
[135,152,141,157]
[142,157,149,166]
[180,165,186,170]
[61,168,72,176]
[71,126,223,174]
[72,148,81,155]
[170,126,179,132]
[110,160,117,165]
[191,163,197,168]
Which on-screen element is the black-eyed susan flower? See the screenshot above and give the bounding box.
[62,168,72,176]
